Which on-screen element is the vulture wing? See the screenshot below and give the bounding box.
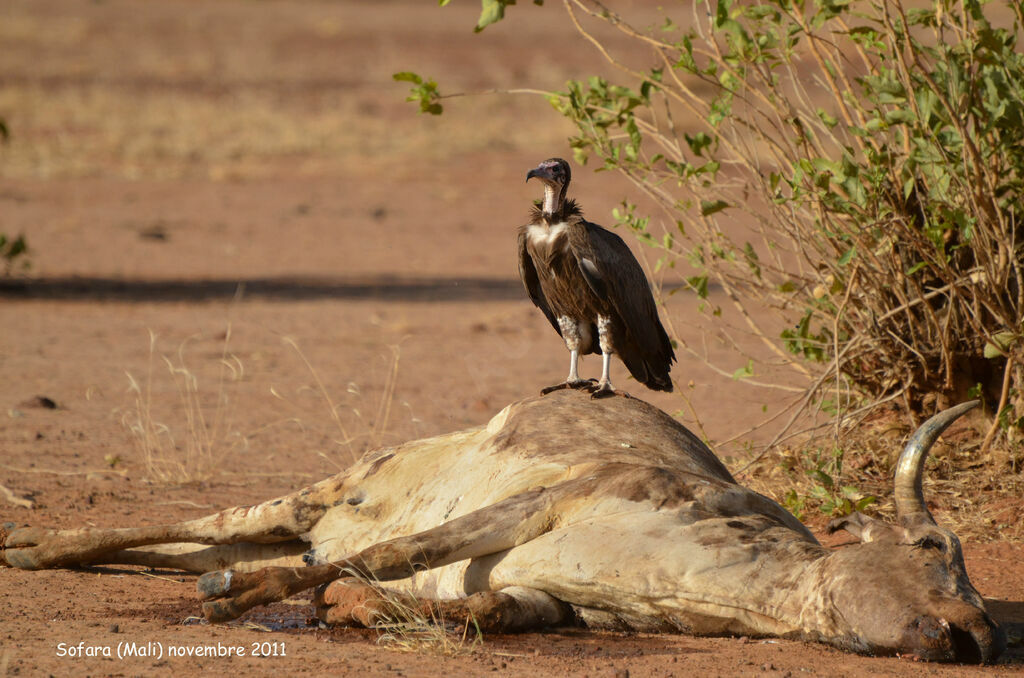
[517,227,561,336]
[568,221,675,389]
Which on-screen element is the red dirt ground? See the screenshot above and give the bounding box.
[1,1,1021,675]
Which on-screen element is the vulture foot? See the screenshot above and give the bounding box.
[590,383,630,400]
[541,379,597,395]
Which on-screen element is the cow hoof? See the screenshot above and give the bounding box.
[4,526,44,548]
[3,527,61,569]
[202,599,242,624]
[197,570,234,599]
[2,547,40,570]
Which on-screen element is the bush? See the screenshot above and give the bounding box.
[0,118,29,274]
[404,0,1024,450]
[0,233,28,273]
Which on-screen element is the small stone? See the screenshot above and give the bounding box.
[21,395,58,409]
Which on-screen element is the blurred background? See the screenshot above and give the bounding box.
[3,0,757,486]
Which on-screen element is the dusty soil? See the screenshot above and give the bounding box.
[0,0,1022,675]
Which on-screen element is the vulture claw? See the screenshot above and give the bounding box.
[589,383,632,399]
[541,379,597,395]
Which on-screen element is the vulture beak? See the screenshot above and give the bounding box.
[526,165,555,184]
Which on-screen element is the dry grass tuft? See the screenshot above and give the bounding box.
[371,589,483,657]
[121,328,247,483]
[322,566,483,656]
[274,337,406,468]
[118,325,414,483]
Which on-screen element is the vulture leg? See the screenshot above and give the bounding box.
[590,352,619,399]
[540,349,595,395]
[542,318,597,395]
[591,316,628,399]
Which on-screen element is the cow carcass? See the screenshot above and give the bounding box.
[0,390,1005,662]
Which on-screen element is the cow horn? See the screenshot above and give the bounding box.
[894,400,979,527]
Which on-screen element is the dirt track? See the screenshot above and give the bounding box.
[1,1,1022,675]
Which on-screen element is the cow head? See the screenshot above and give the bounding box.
[819,402,1005,663]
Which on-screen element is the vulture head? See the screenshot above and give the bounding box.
[527,158,572,215]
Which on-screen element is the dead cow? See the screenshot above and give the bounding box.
[0,391,1005,662]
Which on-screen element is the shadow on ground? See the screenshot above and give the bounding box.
[0,276,694,303]
[987,599,1024,663]
[0,275,526,303]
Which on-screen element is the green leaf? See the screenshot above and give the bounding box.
[732,359,754,380]
[906,261,927,276]
[984,331,1016,359]
[686,275,709,298]
[884,109,915,125]
[808,469,834,489]
[392,72,423,84]
[817,108,838,128]
[700,199,729,216]
[854,495,877,511]
[743,242,761,277]
[395,72,444,115]
[685,132,713,156]
[840,485,861,499]
[837,246,856,266]
[476,0,511,32]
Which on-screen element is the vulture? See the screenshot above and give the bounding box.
[518,157,675,398]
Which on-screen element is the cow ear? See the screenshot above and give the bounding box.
[826,512,901,544]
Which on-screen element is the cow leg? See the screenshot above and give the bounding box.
[314,579,572,633]
[96,540,310,573]
[196,478,592,622]
[2,472,348,570]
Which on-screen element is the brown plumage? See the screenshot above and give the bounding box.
[519,157,675,397]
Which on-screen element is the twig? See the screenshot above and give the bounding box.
[0,482,34,509]
[154,500,213,509]
[980,355,1014,455]
[137,570,186,584]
